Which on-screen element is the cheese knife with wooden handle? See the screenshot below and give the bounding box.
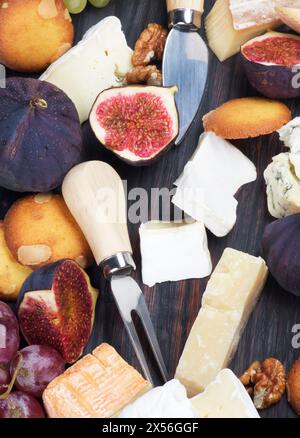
[62,161,168,386]
[163,0,208,145]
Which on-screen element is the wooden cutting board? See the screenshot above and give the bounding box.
[3,0,300,418]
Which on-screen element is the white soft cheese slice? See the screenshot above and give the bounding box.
[40,16,132,123]
[229,0,300,30]
[172,132,257,237]
[191,369,260,418]
[139,221,212,287]
[118,379,197,419]
[264,152,300,218]
[278,117,300,179]
[175,248,268,397]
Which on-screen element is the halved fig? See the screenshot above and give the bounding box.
[90,85,179,165]
[241,31,300,99]
[17,260,98,363]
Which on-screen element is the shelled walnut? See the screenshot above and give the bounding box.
[240,358,286,410]
[132,23,167,67]
[126,23,167,86]
[126,65,162,86]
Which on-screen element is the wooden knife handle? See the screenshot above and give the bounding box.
[62,161,132,266]
[166,0,204,13]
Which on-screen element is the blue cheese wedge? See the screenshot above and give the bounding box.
[139,221,212,287]
[175,248,268,397]
[191,369,260,418]
[264,153,300,218]
[118,379,197,418]
[278,117,300,179]
[40,17,132,123]
[172,132,257,237]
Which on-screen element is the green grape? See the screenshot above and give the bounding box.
[88,0,111,8]
[64,0,87,14]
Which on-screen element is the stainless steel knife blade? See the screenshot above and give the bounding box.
[111,275,168,385]
[163,28,208,145]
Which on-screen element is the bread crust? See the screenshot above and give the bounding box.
[287,358,300,415]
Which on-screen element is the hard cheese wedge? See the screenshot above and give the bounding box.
[172,132,257,237]
[40,17,132,123]
[175,248,268,397]
[139,221,212,287]
[191,369,260,418]
[118,379,197,418]
[205,0,281,61]
[43,343,151,418]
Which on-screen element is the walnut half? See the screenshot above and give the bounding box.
[132,23,168,67]
[126,65,162,86]
[240,358,286,410]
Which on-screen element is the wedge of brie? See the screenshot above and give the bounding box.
[172,132,257,237]
[191,369,260,418]
[118,379,197,418]
[278,117,300,179]
[40,17,132,123]
[139,221,212,287]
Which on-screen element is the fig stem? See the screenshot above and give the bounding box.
[0,353,22,400]
[30,98,48,109]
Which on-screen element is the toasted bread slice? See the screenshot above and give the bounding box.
[43,343,151,418]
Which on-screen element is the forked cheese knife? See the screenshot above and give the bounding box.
[62,161,168,385]
[163,0,208,145]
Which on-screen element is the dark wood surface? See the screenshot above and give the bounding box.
[3,0,300,418]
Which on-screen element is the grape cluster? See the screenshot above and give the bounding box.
[0,302,65,418]
[64,0,111,14]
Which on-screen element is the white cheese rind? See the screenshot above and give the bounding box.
[175,248,268,397]
[118,380,197,419]
[278,117,300,179]
[40,17,132,123]
[229,0,300,30]
[139,221,212,287]
[191,369,260,418]
[172,132,257,237]
[264,153,300,219]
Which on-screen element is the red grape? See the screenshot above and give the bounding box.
[0,366,10,395]
[10,345,65,398]
[0,391,45,418]
[0,302,20,364]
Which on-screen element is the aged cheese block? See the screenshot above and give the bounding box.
[43,343,151,418]
[205,0,281,61]
[191,369,260,418]
[175,248,268,397]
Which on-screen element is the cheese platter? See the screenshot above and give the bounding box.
[0,0,300,419]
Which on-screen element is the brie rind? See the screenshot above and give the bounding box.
[40,17,132,123]
[172,132,257,237]
[278,117,300,179]
[264,153,300,218]
[139,221,212,287]
[118,379,197,419]
[229,0,300,30]
[191,369,260,418]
